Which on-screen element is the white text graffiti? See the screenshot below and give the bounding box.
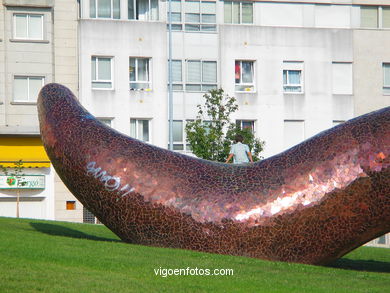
[86,161,135,199]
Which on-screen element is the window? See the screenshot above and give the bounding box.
[97,118,113,127]
[283,62,303,93]
[384,7,390,28]
[235,61,255,92]
[168,120,192,151]
[168,0,216,32]
[360,6,390,28]
[129,0,159,20]
[168,0,183,30]
[66,201,76,210]
[83,207,97,224]
[13,76,44,103]
[130,119,151,142]
[332,62,352,95]
[224,1,253,24]
[361,6,378,28]
[13,14,43,40]
[332,120,345,127]
[186,60,217,91]
[383,63,390,94]
[236,120,255,134]
[284,120,304,149]
[91,56,113,89]
[129,58,151,91]
[172,120,184,150]
[90,0,120,19]
[168,60,183,90]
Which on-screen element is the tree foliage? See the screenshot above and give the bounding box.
[185,89,265,162]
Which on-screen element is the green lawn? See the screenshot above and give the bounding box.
[0,217,388,293]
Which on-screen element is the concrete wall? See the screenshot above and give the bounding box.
[219,26,353,157]
[51,0,81,222]
[353,29,390,115]
[79,19,168,148]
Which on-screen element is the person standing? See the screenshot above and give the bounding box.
[225,134,254,164]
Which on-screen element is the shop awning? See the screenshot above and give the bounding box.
[0,137,50,168]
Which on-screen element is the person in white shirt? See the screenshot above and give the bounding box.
[225,134,254,164]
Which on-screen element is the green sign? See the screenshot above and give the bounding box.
[0,175,45,189]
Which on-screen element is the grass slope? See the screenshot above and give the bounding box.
[0,217,389,293]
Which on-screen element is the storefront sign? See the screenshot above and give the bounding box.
[0,175,45,189]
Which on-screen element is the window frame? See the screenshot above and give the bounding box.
[90,0,120,19]
[169,119,193,152]
[236,119,255,134]
[130,118,152,143]
[13,13,44,40]
[185,59,217,92]
[128,0,159,21]
[224,1,253,24]
[97,118,114,127]
[168,0,217,32]
[360,5,390,29]
[13,75,45,103]
[383,63,390,95]
[129,57,152,91]
[169,59,184,91]
[283,61,304,94]
[91,56,114,90]
[235,60,256,93]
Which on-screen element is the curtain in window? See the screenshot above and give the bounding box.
[29,15,43,39]
[235,61,241,82]
[98,58,111,80]
[224,2,232,23]
[170,0,181,21]
[242,62,253,83]
[383,7,390,28]
[29,77,43,101]
[233,2,240,24]
[185,1,200,13]
[187,61,201,82]
[128,0,135,19]
[288,70,301,85]
[138,59,149,81]
[15,15,27,38]
[384,64,390,86]
[14,77,27,101]
[130,119,136,137]
[98,0,111,18]
[113,0,120,19]
[90,0,97,17]
[202,61,217,83]
[173,121,183,142]
[360,6,378,28]
[129,58,136,81]
[172,60,182,82]
[242,3,253,24]
[138,0,149,20]
[138,120,149,141]
[150,0,159,20]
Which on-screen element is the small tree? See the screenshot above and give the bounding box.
[185,88,265,162]
[0,160,26,218]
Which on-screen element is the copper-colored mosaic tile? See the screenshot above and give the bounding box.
[38,83,390,265]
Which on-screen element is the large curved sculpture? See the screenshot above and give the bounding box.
[38,83,390,265]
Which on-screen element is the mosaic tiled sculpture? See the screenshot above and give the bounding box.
[38,83,390,265]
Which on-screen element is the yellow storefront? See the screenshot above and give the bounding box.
[0,136,54,219]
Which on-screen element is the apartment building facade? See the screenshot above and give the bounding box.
[77,0,390,246]
[0,0,78,221]
[0,0,388,247]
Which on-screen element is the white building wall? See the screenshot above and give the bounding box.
[79,19,168,147]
